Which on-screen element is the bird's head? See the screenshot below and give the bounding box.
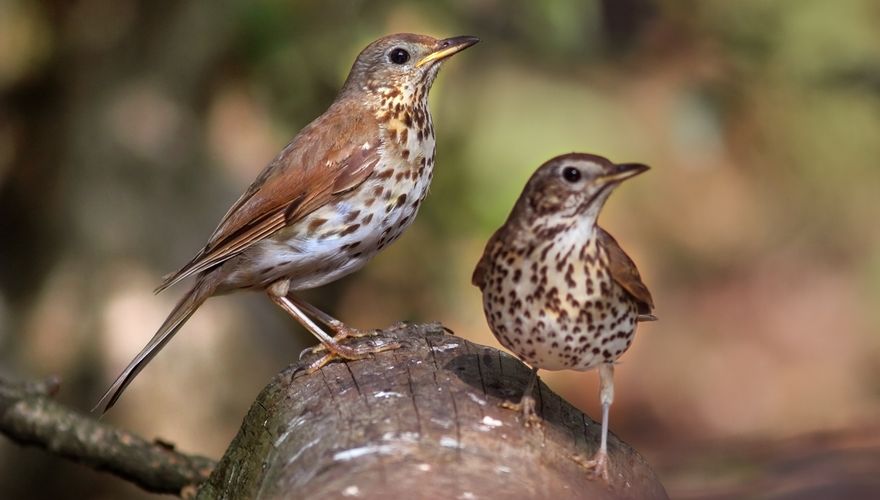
[517,153,649,226]
[342,33,479,99]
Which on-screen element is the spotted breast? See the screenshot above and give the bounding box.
[480,226,639,371]
[218,77,437,293]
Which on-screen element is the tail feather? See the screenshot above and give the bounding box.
[94,278,215,414]
[154,257,199,295]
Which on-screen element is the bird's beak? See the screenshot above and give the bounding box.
[415,35,480,68]
[598,163,650,184]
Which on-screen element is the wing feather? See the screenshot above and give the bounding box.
[156,104,381,293]
[471,227,507,290]
[597,227,655,319]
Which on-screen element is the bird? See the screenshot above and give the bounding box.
[472,152,655,481]
[95,33,479,414]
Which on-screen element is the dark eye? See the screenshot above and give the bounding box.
[388,48,410,64]
[562,166,581,183]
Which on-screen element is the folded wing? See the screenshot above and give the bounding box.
[598,227,656,321]
[156,105,381,293]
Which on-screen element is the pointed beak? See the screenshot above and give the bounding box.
[598,162,650,184]
[415,35,480,68]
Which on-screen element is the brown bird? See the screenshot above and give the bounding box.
[95,33,479,413]
[472,153,655,481]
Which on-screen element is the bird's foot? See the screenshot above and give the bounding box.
[500,394,541,427]
[303,335,400,374]
[298,325,381,359]
[572,449,610,482]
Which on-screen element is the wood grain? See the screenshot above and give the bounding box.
[198,323,667,499]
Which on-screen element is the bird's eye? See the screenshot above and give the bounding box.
[562,166,581,183]
[388,48,410,65]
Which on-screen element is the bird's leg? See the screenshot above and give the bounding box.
[288,296,382,358]
[266,282,399,373]
[501,366,542,427]
[573,363,614,482]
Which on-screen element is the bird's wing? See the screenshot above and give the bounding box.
[156,106,381,293]
[597,227,656,320]
[471,226,508,290]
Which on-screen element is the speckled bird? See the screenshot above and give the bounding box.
[472,153,655,481]
[95,33,479,413]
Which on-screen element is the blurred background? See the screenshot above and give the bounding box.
[1,0,879,498]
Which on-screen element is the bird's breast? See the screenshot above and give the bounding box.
[225,138,435,292]
[480,235,640,371]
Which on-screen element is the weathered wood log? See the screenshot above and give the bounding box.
[198,323,667,499]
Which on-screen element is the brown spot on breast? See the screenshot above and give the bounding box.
[308,218,328,232]
[340,224,361,236]
[540,245,552,260]
[344,210,361,223]
[342,241,362,251]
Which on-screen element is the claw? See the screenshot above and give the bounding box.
[299,345,317,360]
[304,340,401,373]
[572,450,610,482]
[500,394,541,427]
[302,326,381,357]
[499,368,541,427]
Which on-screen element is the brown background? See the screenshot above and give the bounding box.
[1,0,878,498]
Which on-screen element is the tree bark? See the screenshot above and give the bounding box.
[197,323,667,500]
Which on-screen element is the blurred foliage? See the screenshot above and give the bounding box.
[1,0,879,498]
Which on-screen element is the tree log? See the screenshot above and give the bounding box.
[198,323,667,499]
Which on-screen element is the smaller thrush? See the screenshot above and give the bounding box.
[95,33,478,413]
[472,153,655,481]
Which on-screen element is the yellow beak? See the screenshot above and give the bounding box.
[598,163,650,184]
[415,35,480,68]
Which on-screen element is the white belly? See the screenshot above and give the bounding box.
[219,163,431,292]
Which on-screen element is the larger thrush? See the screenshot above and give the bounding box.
[472,153,655,481]
[96,33,479,413]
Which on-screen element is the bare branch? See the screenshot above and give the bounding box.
[0,375,215,496]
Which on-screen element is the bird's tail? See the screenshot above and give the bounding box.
[93,277,216,414]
